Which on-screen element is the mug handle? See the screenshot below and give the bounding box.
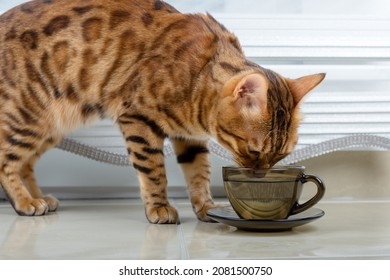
[290,174,326,215]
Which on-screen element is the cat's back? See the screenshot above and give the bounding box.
[0,0,179,42]
[0,0,242,120]
[0,0,236,97]
[0,0,185,132]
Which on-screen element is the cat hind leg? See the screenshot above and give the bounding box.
[0,163,49,216]
[20,137,62,212]
[0,137,61,216]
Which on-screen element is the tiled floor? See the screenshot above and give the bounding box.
[1,198,390,260]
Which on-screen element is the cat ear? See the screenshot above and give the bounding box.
[233,73,268,112]
[286,73,326,106]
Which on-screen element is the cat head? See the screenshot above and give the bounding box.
[211,69,325,168]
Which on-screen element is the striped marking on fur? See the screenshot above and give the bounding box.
[177,146,209,164]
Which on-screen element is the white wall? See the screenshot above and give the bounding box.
[0,0,26,12]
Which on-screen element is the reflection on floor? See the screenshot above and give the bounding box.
[1,199,390,259]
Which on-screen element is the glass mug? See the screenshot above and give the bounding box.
[223,166,325,220]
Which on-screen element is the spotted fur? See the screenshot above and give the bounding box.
[0,0,325,223]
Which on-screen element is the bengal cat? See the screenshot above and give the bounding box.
[0,0,325,223]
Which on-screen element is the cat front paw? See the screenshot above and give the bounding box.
[145,204,179,224]
[43,195,59,212]
[194,201,220,223]
[15,198,49,216]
